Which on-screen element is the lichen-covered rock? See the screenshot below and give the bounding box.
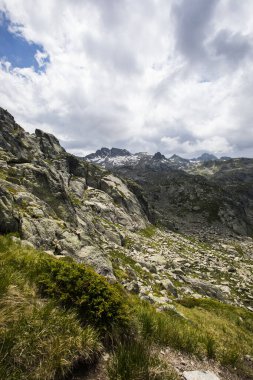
[78,246,115,281]
[183,277,227,300]
[35,129,65,158]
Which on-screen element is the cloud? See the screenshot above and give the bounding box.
[210,29,253,67]
[173,0,219,64]
[0,0,253,157]
[161,135,233,157]
[35,50,50,68]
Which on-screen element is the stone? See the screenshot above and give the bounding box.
[125,281,140,294]
[160,279,178,296]
[183,370,220,380]
[20,240,35,249]
[77,246,116,282]
[183,277,226,300]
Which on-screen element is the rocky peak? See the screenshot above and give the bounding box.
[35,129,65,158]
[152,152,165,160]
[85,147,131,161]
[169,154,188,163]
[0,108,38,162]
[195,153,218,162]
[100,147,111,156]
[0,107,15,123]
[110,147,131,157]
[0,107,148,280]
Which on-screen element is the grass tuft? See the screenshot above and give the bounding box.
[0,284,101,380]
[107,339,179,380]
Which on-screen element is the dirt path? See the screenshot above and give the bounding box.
[160,347,243,380]
[71,348,251,380]
[70,355,109,380]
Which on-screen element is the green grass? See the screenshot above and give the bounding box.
[132,297,253,377]
[0,235,129,330]
[139,225,157,238]
[0,235,129,379]
[0,289,101,380]
[0,241,103,379]
[107,339,179,380]
[1,234,253,379]
[177,298,253,365]
[134,301,205,357]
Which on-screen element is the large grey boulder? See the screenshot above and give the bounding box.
[77,246,116,282]
[183,277,226,300]
[160,279,178,297]
[183,371,220,380]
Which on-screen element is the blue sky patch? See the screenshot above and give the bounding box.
[0,11,49,72]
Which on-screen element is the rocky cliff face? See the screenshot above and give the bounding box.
[0,107,147,280]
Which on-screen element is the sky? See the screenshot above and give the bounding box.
[0,0,253,158]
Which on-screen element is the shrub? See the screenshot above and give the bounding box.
[36,259,130,330]
[0,235,130,331]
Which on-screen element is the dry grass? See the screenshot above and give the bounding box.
[132,297,253,377]
[0,235,104,379]
[0,283,102,380]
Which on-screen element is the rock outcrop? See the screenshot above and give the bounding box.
[0,107,147,279]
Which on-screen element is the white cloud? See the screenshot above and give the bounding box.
[34,50,49,68]
[0,0,253,157]
[161,135,233,157]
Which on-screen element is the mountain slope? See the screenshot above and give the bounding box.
[1,107,253,309]
[0,107,147,280]
[1,108,253,380]
[85,147,253,237]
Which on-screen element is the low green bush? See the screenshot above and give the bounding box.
[36,259,130,329]
[0,235,130,331]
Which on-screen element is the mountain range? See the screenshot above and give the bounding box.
[84,147,253,237]
[85,147,222,171]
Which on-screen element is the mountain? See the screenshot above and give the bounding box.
[169,154,189,163]
[85,147,253,237]
[84,148,225,171]
[1,107,253,379]
[194,153,218,162]
[0,107,253,306]
[85,146,131,161]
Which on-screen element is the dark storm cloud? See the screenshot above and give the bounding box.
[173,0,219,63]
[211,29,253,66]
